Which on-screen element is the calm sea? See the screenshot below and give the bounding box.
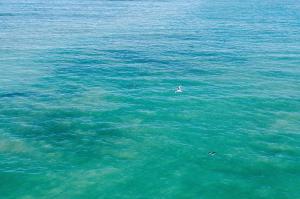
[1,0,300,198]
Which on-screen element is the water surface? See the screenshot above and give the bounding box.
[1,0,300,198]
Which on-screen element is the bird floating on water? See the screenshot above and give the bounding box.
[175,86,183,93]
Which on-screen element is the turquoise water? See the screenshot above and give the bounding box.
[1,0,300,198]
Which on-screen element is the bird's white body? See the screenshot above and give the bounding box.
[175,86,183,93]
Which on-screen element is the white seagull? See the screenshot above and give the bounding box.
[175,86,183,93]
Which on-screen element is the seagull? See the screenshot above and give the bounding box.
[208,151,216,156]
[175,86,183,93]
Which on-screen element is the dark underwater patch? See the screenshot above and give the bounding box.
[0,92,27,98]
[0,92,34,98]
[0,13,14,17]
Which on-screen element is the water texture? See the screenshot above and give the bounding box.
[1,0,300,198]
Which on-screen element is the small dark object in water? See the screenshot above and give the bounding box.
[208,151,216,156]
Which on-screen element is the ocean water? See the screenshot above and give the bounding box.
[1,0,300,198]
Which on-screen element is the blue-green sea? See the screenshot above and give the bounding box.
[1,0,300,198]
